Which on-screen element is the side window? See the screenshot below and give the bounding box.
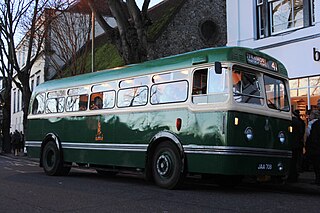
[192,69,207,95]
[118,86,148,107]
[66,87,89,112]
[232,68,263,105]
[66,95,88,112]
[192,66,229,104]
[90,91,115,110]
[32,93,45,115]
[46,98,65,113]
[151,81,188,104]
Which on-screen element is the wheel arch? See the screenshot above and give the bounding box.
[145,131,186,181]
[39,133,62,167]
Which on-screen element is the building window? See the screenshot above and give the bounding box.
[256,0,314,39]
[30,79,34,92]
[36,75,40,86]
[17,90,20,112]
[311,0,315,24]
[199,20,219,44]
[13,91,16,113]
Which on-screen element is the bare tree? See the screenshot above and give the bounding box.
[86,0,151,64]
[0,0,71,136]
[0,32,13,153]
[48,10,92,77]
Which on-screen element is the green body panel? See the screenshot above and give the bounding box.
[227,111,291,150]
[27,109,291,176]
[187,154,290,176]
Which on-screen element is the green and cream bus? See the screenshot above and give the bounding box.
[26,47,292,189]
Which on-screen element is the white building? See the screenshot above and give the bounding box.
[227,0,320,120]
[11,41,45,133]
[11,9,90,133]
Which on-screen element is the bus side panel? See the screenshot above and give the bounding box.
[186,154,290,176]
[61,114,145,168]
[181,111,226,146]
[26,119,44,158]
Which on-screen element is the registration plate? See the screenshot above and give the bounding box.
[257,163,272,170]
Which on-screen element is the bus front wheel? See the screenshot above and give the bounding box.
[42,141,70,176]
[152,142,184,189]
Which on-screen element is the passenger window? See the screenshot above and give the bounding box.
[32,93,45,115]
[152,70,188,83]
[66,95,88,112]
[150,81,188,104]
[45,98,65,113]
[117,86,148,107]
[119,76,149,88]
[90,91,115,110]
[232,68,262,105]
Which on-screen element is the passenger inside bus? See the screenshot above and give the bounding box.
[90,96,103,110]
[232,70,242,102]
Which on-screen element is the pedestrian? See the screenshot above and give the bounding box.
[288,109,305,182]
[11,130,21,156]
[307,110,320,185]
[19,131,24,153]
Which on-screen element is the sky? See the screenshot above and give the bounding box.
[135,0,162,8]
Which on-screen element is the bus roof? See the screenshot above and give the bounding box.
[34,46,287,94]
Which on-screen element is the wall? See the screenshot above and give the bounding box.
[148,0,227,60]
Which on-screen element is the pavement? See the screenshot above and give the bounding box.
[1,151,320,194]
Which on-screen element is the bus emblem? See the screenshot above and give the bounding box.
[95,120,104,141]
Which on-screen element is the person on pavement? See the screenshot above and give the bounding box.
[288,110,305,182]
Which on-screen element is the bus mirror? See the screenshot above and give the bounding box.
[215,62,222,74]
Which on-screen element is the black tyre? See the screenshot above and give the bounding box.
[42,141,70,176]
[152,142,185,189]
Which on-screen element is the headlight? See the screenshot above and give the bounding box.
[278,131,285,144]
[277,162,284,171]
[244,127,253,141]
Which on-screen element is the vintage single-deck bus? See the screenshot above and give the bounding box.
[26,47,292,189]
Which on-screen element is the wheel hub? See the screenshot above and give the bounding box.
[156,154,171,176]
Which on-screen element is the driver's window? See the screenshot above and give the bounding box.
[232,68,263,105]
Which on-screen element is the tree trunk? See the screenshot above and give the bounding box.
[107,0,148,65]
[1,83,12,153]
[19,72,32,136]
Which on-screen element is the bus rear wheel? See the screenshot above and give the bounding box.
[152,142,184,189]
[42,141,70,176]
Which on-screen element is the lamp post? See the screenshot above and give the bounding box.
[91,10,95,73]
